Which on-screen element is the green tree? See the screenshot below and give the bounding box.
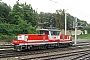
[0,2,11,23]
[55,9,64,29]
[66,13,75,30]
[8,1,37,26]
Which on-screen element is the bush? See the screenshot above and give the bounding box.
[0,22,37,40]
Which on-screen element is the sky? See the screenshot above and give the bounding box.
[1,0,90,24]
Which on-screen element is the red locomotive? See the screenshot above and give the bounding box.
[12,28,72,51]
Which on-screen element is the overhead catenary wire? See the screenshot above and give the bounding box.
[49,0,90,23]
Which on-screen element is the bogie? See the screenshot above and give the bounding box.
[14,45,22,52]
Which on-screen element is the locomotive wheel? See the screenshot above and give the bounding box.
[16,46,22,52]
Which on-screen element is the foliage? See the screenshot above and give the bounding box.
[8,1,37,26]
[0,2,11,23]
[0,21,36,35]
[38,12,56,28]
[83,24,90,34]
[55,9,66,29]
[38,9,88,31]
[78,34,90,39]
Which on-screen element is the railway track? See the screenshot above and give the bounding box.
[71,50,90,60]
[0,42,90,60]
[0,45,13,49]
[25,49,90,60]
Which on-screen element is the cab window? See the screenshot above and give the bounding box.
[51,31,60,36]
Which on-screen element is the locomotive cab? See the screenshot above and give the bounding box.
[38,29,61,40]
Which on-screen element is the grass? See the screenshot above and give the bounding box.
[0,34,14,42]
[76,34,90,39]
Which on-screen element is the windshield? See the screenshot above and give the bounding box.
[51,31,60,36]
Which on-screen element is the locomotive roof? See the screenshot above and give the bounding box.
[37,29,61,31]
